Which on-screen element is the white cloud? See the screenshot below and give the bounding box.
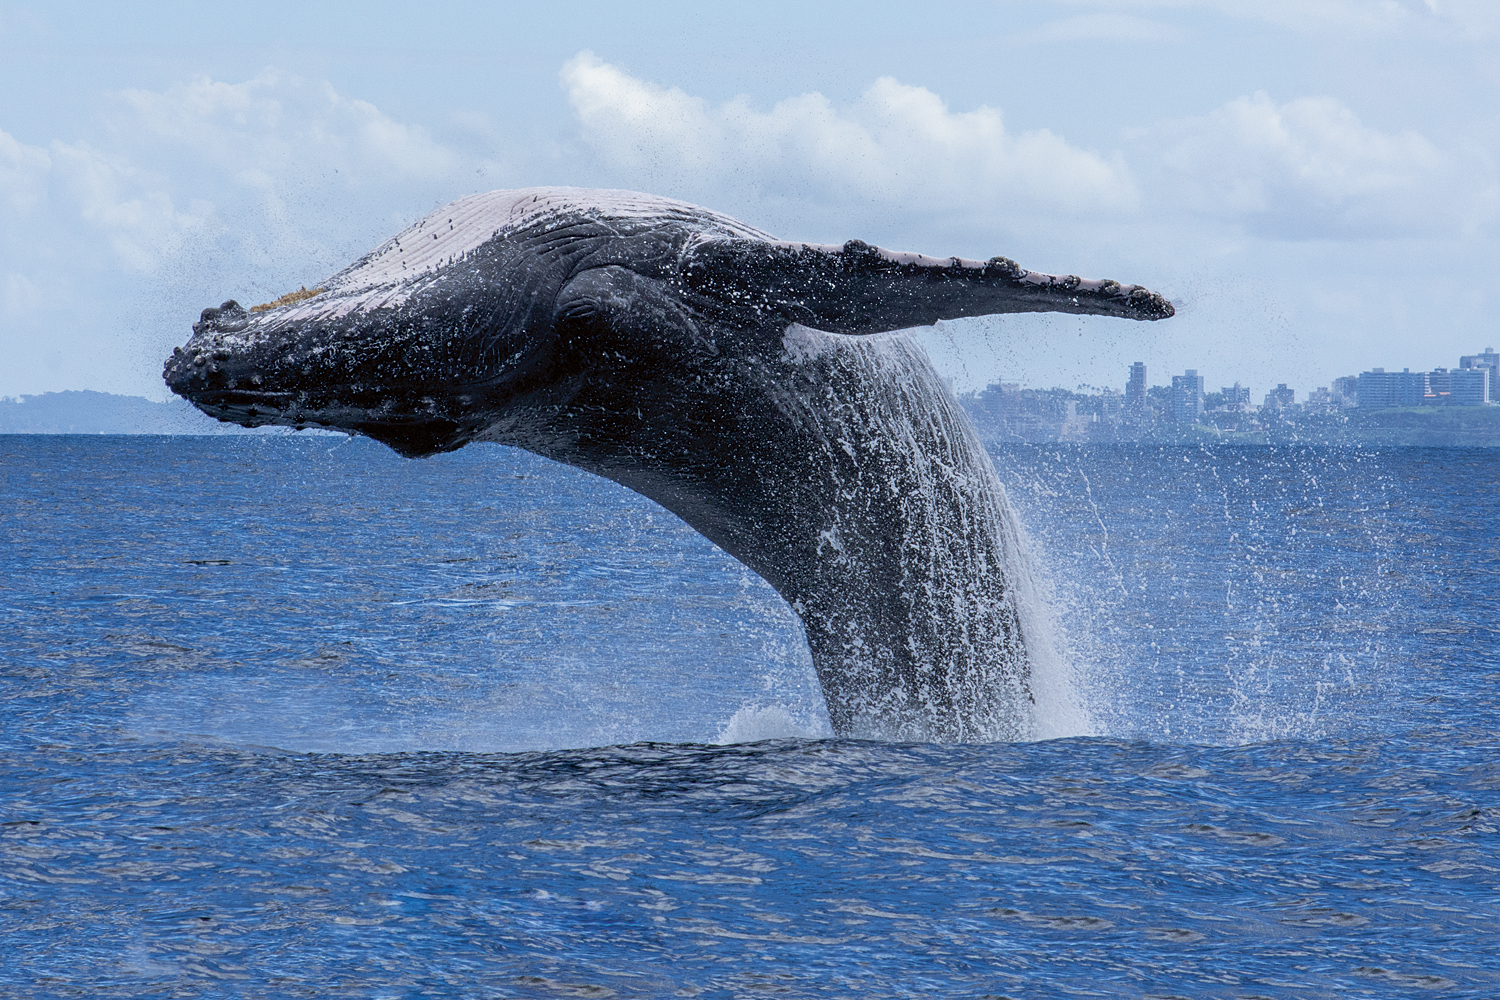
[2,71,471,283]
[0,128,49,214]
[0,72,501,397]
[2,272,41,320]
[114,72,460,186]
[99,70,482,278]
[560,51,1138,225]
[1,126,208,276]
[1144,92,1497,238]
[48,140,215,274]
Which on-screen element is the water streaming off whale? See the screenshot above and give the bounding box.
[768,327,1083,741]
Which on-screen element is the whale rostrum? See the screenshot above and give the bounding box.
[164,187,1173,741]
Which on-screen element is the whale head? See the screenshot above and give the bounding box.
[161,190,734,458]
[160,219,585,460]
[164,297,484,456]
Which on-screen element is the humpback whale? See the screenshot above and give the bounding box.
[163,188,1172,741]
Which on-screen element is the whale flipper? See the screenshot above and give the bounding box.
[683,238,1173,335]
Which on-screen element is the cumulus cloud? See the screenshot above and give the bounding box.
[2,72,477,285]
[0,126,211,281]
[560,51,1138,225]
[0,128,49,214]
[49,141,216,274]
[114,72,460,187]
[0,72,496,397]
[1143,92,1497,238]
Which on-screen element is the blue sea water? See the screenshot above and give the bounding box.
[2,434,1497,998]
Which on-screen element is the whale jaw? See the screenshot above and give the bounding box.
[162,299,490,458]
[173,385,471,458]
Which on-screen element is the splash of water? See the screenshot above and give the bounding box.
[715,704,832,744]
[993,444,1410,745]
[781,328,1092,742]
[997,502,1097,740]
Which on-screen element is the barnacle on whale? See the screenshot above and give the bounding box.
[251,286,324,313]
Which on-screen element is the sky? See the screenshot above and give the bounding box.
[1,0,1497,401]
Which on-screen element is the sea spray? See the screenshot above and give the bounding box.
[991,443,1410,744]
[715,704,830,744]
[994,495,1097,740]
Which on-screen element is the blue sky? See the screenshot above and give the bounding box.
[2,0,1496,400]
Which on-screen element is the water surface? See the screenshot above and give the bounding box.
[2,436,1497,998]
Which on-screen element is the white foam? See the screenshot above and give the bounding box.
[716,704,831,744]
[1001,505,1097,740]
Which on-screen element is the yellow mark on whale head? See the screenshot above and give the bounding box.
[250,286,324,313]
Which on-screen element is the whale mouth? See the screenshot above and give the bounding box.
[165,342,475,458]
[176,384,469,458]
[183,389,297,425]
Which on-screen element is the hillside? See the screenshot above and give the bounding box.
[0,391,284,435]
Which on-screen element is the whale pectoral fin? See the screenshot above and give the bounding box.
[682,238,1173,335]
[557,265,718,357]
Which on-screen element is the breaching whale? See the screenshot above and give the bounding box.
[164,187,1172,741]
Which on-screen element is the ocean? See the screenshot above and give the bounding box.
[2,434,1497,998]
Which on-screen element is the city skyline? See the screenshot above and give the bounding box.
[980,345,1500,408]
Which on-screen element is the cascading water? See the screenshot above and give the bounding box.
[992,501,1098,740]
[770,327,1090,742]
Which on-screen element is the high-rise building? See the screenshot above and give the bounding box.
[1170,370,1205,423]
[1126,362,1147,412]
[1426,368,1453,404]
[1427,367,1490,406]
[1450,367,1490,405]
[1332,375,1359,405]
[1219,383,1251,410]
[1099,388,1123,419]
[1460,347,1499,384]
[1357,369,1427,408]
[1263,384,1295,410]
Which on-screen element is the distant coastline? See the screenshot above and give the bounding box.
[6,389,1500,446]
[960,386,1500,447]
[0,391,289,436]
